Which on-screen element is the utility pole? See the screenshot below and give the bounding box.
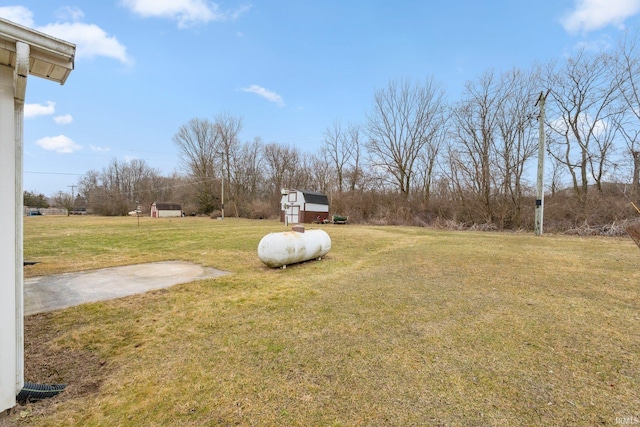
[218,151,225,219]
[67,184,76,200]
[535,90,549,236]
[221,162,225,220]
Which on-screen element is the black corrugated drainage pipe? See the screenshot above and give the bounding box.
[18,263,65,403]
[16,382,66,403]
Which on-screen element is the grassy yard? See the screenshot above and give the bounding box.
[6,215,640,426]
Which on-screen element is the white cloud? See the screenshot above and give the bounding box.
[572,36,613,52]
[38,22,131,65]
[0,6,34,27]
[90,145,110,152]
[562,0,640,33]
[549,113,609,140]
[0,6,132,65]
[25,101,55,118]
[229,4,252,21]
[120,0,250,28]
[36,135,82,153]
[54,114,73,125]
[241,85,285,107]
[55,6,85,22]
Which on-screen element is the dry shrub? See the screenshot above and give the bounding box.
[241,181,639,232]
[431,217,467,230]
[244,200,276,219]
[624,220,640,249]
[542,187,637,233]
[180,202,199,216]
[367,196,418,226]
[330,191,381,224]
[469,222,498,232]
[564,222,628,236]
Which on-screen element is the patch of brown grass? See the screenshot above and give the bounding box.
[4,217,640,426]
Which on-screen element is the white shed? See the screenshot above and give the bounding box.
[150,202,182,218]
[280,189,329,224]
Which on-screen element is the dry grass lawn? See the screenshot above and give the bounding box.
[3,216,639,426]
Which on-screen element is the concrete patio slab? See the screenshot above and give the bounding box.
[24,261,230,315]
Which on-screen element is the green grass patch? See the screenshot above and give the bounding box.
[10,216,640,426]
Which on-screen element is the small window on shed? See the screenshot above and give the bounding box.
[288,192,297,202]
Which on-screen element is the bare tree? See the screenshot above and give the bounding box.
[292,155,315,191]
[415,113,448,208]
[215,112,243,214]
[163,173,199,216]
[366,77,447,198]
[451,71,502,223]
[442,140,477,223]
[613,31,640,198]
[494,68,540,227]
[231,137,265,216]
[173,118,220,214]
[323,121,353,193]
[78,158,162,215]
[53,192,74,216]
[544,50,621,202]
[345,123,364,192]
[263,143,300,199]
[308,147,333,194]
[546,149,565,197]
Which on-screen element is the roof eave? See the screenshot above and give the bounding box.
[0,17,75,85]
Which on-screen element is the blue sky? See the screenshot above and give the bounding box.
[2,0,640,196]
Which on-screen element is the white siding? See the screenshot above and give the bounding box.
[158,210,182,218]
[0,65,18,412]
[304,202,329,212]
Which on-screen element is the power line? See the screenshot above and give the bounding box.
[24,171,83,176]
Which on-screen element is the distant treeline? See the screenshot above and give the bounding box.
[37,33,640,232]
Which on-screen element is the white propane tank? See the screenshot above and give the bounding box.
[258,228,331,268]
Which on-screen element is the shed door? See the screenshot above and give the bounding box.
[287,205,299,224]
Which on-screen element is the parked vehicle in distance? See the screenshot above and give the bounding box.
[70,208,87,215]
[332,214,348,224]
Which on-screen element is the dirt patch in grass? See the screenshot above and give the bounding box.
[1,313,112,425]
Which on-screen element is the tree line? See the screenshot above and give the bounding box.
[61,33,640,231]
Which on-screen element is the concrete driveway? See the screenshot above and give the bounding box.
[24,261,230,315]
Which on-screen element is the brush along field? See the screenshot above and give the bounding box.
[8,216,640,426]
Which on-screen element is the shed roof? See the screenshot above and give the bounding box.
[300,190,329,205]
[153,202,182,210]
